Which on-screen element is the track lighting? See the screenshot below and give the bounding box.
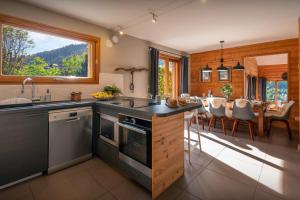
[150,12,158,23]
[117,26,124,35]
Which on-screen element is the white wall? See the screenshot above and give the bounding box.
[0,0,187,101]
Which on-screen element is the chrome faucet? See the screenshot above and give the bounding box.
[21,77,40,102]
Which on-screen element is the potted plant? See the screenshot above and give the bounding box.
[220,83,233,101]
[103,85,122,96]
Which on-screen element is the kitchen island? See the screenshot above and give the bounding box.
[96,98,201,199]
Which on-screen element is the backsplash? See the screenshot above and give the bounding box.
[0,73,124,102]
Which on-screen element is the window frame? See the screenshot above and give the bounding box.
[158,53,181,98]
[0,14,100,84]
[266,80,288,103]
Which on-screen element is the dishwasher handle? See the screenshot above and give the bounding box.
[66,117,81,122]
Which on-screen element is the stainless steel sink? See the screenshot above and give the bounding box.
[0,98,33,109]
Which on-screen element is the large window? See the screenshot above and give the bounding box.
[266,80,288,102]
[158,54,180,98]
[0,14,100,84]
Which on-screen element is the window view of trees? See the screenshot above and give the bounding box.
[158,59,173,97]
[1,24,88,77]
[266,80,288,102]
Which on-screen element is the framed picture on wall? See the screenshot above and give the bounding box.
[200,70,211,82]
[218,68,231,82]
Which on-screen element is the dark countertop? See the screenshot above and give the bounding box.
[0,97,202,117]
[96,98,202,117]
[0,99,96,114]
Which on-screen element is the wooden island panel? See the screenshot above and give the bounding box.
[151,113,184,199]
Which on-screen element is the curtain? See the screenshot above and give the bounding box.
[246,75,252,99]
[180,56,189,94]
[259,77,267,101]
[149,47,159,98]
[251,76,257,99]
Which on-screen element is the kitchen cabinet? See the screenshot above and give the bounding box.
[0,111,48,187]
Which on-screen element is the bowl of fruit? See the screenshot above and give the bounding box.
[91,91,114,101]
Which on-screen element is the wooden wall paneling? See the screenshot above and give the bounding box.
[298,17,300,151]
[258,64,288,80]
[152,113,184,199]
[191,39,299,131]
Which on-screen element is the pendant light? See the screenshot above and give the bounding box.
[233,61,245,70]
[217,41,229,72]
[202,64,212,72]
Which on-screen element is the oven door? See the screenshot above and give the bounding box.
[99,114,118,146]
[117,122,152,178]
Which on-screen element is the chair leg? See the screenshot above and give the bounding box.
[267,119,273,137]
[187,120,191,164]
[248,121,254,141]
[284,120,292,140]
[232,119,238,136]
[195,114,202,152]
[221,117,226,135]
[208,116,214,131]
[214,117,217,128]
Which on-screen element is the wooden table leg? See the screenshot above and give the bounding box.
[257,109,264,137]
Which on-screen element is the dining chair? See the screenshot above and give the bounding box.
[265,100,295,140]
[197,99,212,130]
[208,97,227,135]
[231,99,258,140]
[184,109,202,164]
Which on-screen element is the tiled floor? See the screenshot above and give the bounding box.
[0,126,299,200]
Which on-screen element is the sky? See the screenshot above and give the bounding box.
[27,30,86,54]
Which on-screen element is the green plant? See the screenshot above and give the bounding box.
[103,85,122,95]
[220,83,233,100]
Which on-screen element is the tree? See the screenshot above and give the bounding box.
[2,25,34,75]
[61,53,86,76]
[15,57,60,76]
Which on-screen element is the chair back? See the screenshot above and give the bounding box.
[280,100,295,120]
[232,99,255,120]
[208,97,226,117]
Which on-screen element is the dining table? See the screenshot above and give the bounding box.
[195,97,267,137]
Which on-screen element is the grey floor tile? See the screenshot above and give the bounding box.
[206,158,260,188]
[174,160,206,189]
[254,189,283,200]
[112,179,151,200]
[97,192,118,200]
[64,169,108,200]
[88,159,127,191]
[0,182,34,200]
[177,191,201,200]
[156,184,184,200]
[29,173,81,200]
[258,163,300,200]
[186,168,255,200]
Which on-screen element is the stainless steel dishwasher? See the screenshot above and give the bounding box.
[48,107,92,173]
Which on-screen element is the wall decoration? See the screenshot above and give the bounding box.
[200,69,211,82]
[218,68,231,81]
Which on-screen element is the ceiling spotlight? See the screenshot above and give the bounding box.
[150,12,158,23]
[117,26,124,35]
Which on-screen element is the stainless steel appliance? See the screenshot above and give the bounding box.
[48,107,92,173]
[99,113,119,146]
[118,114,152,178]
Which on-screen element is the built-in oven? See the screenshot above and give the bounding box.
[99,113,119,146]
[117,114,152,178]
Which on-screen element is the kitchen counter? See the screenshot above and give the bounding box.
[96,98,202,117]
[0,99,96,114]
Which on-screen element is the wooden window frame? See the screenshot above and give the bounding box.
[266,80,288,103]
[0,14,100,84]
[159,53,181,98]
